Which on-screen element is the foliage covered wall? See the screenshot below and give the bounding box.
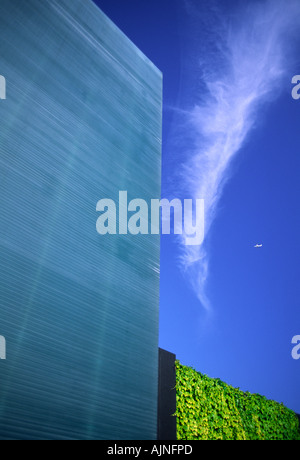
[176,361,300,440]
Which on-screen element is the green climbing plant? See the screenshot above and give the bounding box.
[176,361,300,440]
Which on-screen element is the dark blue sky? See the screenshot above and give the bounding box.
[94,0,300,413]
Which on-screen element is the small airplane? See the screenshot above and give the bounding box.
[254,244,263,248]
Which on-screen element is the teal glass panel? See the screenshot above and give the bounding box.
[0,0,162,440]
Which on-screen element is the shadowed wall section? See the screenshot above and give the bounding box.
[157,348,177,440]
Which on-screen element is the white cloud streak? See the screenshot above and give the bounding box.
[179,0,300,310]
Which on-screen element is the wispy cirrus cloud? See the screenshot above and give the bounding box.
[177,0,300,310]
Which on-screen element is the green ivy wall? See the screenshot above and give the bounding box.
[176,361,300,440]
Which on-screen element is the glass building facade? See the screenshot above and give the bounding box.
[0,0,162,440]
